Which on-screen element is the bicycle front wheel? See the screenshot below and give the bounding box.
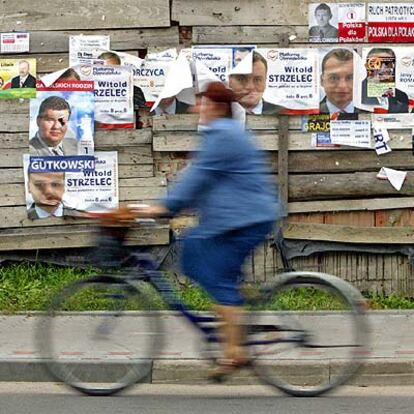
[37,275,163,396]
[246,271,369,397]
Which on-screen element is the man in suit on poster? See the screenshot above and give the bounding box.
[319,48,357,116]
[11,60,36,89]
[229,51,281,115]
[27,171,65,219]
[29,96,78,156]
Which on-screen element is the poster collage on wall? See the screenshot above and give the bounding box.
[2,3,414,218]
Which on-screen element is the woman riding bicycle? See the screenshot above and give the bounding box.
[135,81,280,380]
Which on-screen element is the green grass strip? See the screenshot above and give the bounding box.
[1,263,414,312]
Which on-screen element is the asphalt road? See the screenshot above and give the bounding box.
[0,384,413,414]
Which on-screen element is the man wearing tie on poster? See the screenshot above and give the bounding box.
[29,96,78,156]
[320,48,356,116]
[11,60,36,89]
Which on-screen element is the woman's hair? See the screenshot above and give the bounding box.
[203,81,235,118]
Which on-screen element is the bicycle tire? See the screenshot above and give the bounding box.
[246,271,369,397]
[37,275,164,396]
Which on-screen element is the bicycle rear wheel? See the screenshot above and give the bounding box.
[37,275,163,396]
[246,272,369,397]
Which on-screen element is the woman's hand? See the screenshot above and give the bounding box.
[129,204,170,218]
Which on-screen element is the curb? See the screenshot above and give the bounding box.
[1,358,414,386]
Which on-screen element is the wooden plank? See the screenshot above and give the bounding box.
[153,132,414,154]
[375,209,414,227]
[0,130,152,150]
[28,27,179,53]
[0,169,24,184]
[0,166,153,185]
[0,224,170,251]
[119,186,166,201]
[0,113,29,133]
[172,0,309,26]
[0,133,27,149]
[0,0,170,31]
[0,147,153,168]
[323,211,375,227]
[278,114,289,210]
[284,222,414,244]
[287,213,324,224]
[0,100,29,114]
[193,25,308,44]
[118,165,154,178]
[96,130,152,147]
[192,26,414,46]
[289,172,414,201]
[0,184,25,206]
[152,114,279,132]
[288,197,414,213]
[289,150,414,173]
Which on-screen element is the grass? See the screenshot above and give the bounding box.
[1,262,414,312]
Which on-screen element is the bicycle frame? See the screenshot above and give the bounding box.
[121,250,306,349]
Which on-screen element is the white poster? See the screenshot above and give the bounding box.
[357,46,412,113]
[337,3,366,42]
[23,153,99,219]
[330,120,372,147]
[192,48,233,86]
[368,3,414,42]
[79,64,134,129]
[64,151,119,212]
[69,35,110,67]
[1,33,30,53]
[258,48,320,114]
[373,127,392,155]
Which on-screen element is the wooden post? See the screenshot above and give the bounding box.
[278,33,290,215]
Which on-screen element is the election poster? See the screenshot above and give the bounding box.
[257,48,320,114]
[69,35,110,67]
[1,33,30,53]
[319,47,362,116]
[29,80,95,156]
[309,3,339,42]
[356,47,412,113]
[192,47,233,86]
[337,3,366,42]
[79,64,134,129]
[330,120,371,147]
[23,152,118,220]
[130,57,175,104]
[64,151,119,212]
[0,58,36,99]
[368,3,414,42]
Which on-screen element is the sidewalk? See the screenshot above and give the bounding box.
[1,311,414,385]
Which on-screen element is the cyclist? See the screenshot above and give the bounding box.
[134,81,280,380]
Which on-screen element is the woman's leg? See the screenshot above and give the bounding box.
[214,304,246,362]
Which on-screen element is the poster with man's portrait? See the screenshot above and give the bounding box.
[319,47,359,116]
[0,58,37,99]
[358,47,411,114]
[23,152,118,220]
[29,80,95,156]
[309,3,339,42]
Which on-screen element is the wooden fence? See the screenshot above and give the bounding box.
[1,0,414,294]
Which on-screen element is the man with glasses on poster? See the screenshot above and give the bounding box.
[29,96,78,156]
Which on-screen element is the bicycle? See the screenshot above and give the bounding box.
[36,207,369,397]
